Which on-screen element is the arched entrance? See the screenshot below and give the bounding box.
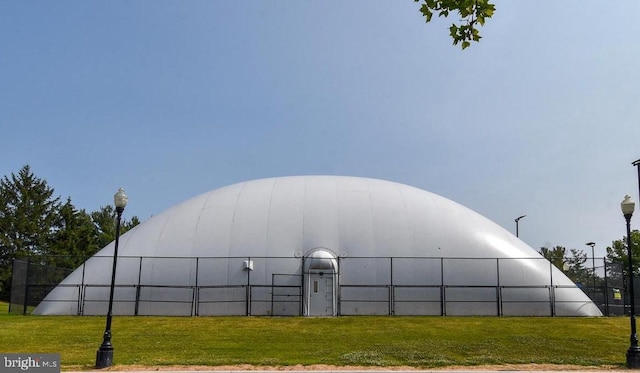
[303,249,338,316]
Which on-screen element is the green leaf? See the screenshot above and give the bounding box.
[416,0,495,49]
[420,4,433,22]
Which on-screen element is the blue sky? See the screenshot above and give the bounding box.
[1,1,639,259]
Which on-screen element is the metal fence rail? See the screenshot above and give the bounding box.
[24,282,622,317]
[10,256,626,316]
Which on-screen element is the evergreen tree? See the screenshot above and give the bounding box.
[0,165,141,301]
[49,198,101,270]
[91,205,139,250]
[539,246,595,287]
[0,165,61,300]
[539,246,567,271]
[564,248,592,287]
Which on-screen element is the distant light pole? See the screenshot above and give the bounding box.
[634,159,640,202]
[586,242,596,291]
[621,195,640,368]
[515,215,526,237]
[96,188,128,369]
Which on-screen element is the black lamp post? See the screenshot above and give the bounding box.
[96,188,128,369]
[586,242,596,291]
[622,195,640,368]
[515,215,526,237]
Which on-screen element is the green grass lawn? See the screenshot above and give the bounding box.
[0,302,633,370]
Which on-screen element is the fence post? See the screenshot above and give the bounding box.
[135,257,143,316]
[440,258,445,316]
[191,287,197,317]
[246,284,251,316]
[496,258,501,316]
[441,286,446,316]
[549,261,555,316]
[550,286,556,316]
[22,258,31,315]
[195,257,199,317]
[603,260,610,316]
[388,285,393,316]
[246,257,251,316]
[78,262,87,315]
[134,286,141,316]
[389,257,393,316]
[271,273,275,317]
[81,284,87,316]
[336,257,340,316]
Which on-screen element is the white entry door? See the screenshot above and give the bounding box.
[308,273,334,316]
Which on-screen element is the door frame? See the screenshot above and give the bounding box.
[302,248,338,316]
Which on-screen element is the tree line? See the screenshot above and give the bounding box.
[539,229,640,289]
[0,165,139,301]
[2,164,639,302]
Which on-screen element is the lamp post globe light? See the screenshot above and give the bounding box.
[622,195,640,368]
[96,188,128,369]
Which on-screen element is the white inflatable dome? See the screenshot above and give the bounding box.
[34,176,602,316]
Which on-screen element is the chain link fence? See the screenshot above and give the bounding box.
[10,256,626,316]
[9,258,73,315]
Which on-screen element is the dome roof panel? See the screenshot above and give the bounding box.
[266,177,306,253]
[301,177,340,253]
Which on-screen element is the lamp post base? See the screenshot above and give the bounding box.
[627,347,640,369]
[96,346,113,369]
